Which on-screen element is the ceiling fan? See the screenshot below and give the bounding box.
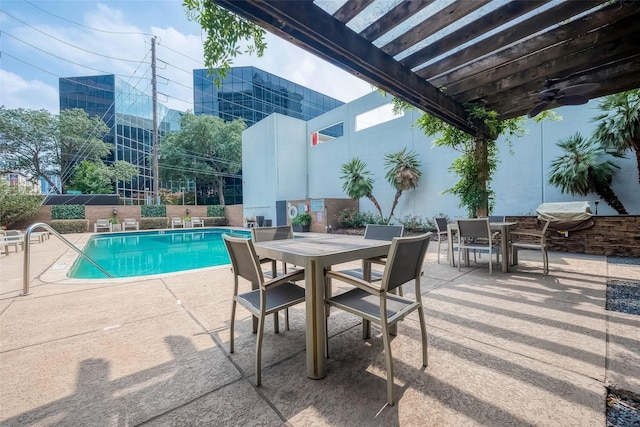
[527,80,600,118]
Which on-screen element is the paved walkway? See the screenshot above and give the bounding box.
[0,232,638,426]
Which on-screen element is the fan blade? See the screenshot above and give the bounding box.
[556,94,588,106]
[528,101,549,118]
[558,83,600,97]
[537,88,559,101]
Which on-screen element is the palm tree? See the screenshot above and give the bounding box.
[340,158,384,220]
[592,89,640,185]
[384,148,422,221]
[549,132,628,214]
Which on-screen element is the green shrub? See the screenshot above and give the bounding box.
[204,217,227,226]
[397,215,434,232]
[336,208,384,228]
[51,205,85,220]
[50,219,88,233]
[141,205,166,218]
[206,205,225,217]
[291,213,311,226]
[139,217,169,230]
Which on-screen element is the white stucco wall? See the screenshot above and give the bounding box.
[243,91,639,221]
[242,114,307,221]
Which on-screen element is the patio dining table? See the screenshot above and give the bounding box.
[253,233,391,380]
[447,221,517,273]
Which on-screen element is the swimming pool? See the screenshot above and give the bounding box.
[68,228,250,279]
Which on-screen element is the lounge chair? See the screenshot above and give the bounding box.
[122,218,139,231]
[1,230,25,254]
[191,217,204,227]
[94,219,112,233]
[171,217,184,228]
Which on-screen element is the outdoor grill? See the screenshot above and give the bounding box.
[536,201,595,236]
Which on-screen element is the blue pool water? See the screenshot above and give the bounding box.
[68,228,250,279]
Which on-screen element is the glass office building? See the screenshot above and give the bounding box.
[193,66,344,131]
[59,75,181,205]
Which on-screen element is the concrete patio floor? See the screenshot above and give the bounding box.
[1,231,639,426]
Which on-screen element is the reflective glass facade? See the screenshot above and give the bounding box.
[59,75,181,205]
[193,66,344,132]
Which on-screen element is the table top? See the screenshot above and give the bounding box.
[253,234,391,266]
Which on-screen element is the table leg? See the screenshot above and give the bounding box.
[305,259,327,379]
[447,228,455,267]
[501,225,510,273]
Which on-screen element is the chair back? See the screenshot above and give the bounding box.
[456,218,491,241]
[124,218,137,225]
[381,233,431,293]
[222,234,264,288]
[251,225,294,242]
[486,215,505,223]
[434,217,448,234]
[363,224,404,241]
[96,219,109,226]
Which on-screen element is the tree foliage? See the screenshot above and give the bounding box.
[414,103,526,217]
[67,160,139,194]
[548,132,627,214]
[184,0,267,86]
[0,107,111,193]
[158,112,244,205]
[592,89,640,185]
[0,180,45,228]
[384,148,422,221]
[339,158,384,220]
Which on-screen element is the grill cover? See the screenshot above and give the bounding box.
[536,202,594,232]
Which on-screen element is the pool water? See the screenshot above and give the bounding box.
[68,228,250,279]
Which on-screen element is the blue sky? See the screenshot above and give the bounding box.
[1,1,373,114]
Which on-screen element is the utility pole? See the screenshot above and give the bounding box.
[151,37,159,204]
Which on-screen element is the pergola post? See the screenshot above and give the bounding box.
[475,135,489,217]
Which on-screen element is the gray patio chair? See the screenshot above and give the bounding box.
[510,219,551,275]
[456,218,501,275]
[434,217,449,264]
[251,225,302,332]
[325,233,431,406]
[336,224,404,282]
[222,233,305,386]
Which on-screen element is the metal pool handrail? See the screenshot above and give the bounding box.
[22,223,113,296]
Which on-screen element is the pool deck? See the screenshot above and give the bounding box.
[1,231,639,426]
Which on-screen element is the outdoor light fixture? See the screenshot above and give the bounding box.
[113,208,118,216]
[186,208,190,215]
[594,200,599,215]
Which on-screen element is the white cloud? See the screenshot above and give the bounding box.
[0,70,59,112]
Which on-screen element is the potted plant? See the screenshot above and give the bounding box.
[108,216,121,231]
[291,212,311,232]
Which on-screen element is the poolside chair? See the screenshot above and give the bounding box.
[191,217,204,227]
[434,217,449,264]
[251,225,302,332]
[171,217,184,228]
[122,218,139,231]
[510,219,551,275]
[325,233,431,406]
[222,233,305,386]
[456,218,500,275]
[1,230,25,254]
[94,219,112,233]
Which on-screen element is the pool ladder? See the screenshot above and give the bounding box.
[21,223,112,296]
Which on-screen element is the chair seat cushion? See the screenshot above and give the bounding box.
[328,288,414,320]
[238,282,305,313]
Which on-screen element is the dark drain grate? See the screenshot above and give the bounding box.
[606,280,640,315]
[607,389,640,427]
